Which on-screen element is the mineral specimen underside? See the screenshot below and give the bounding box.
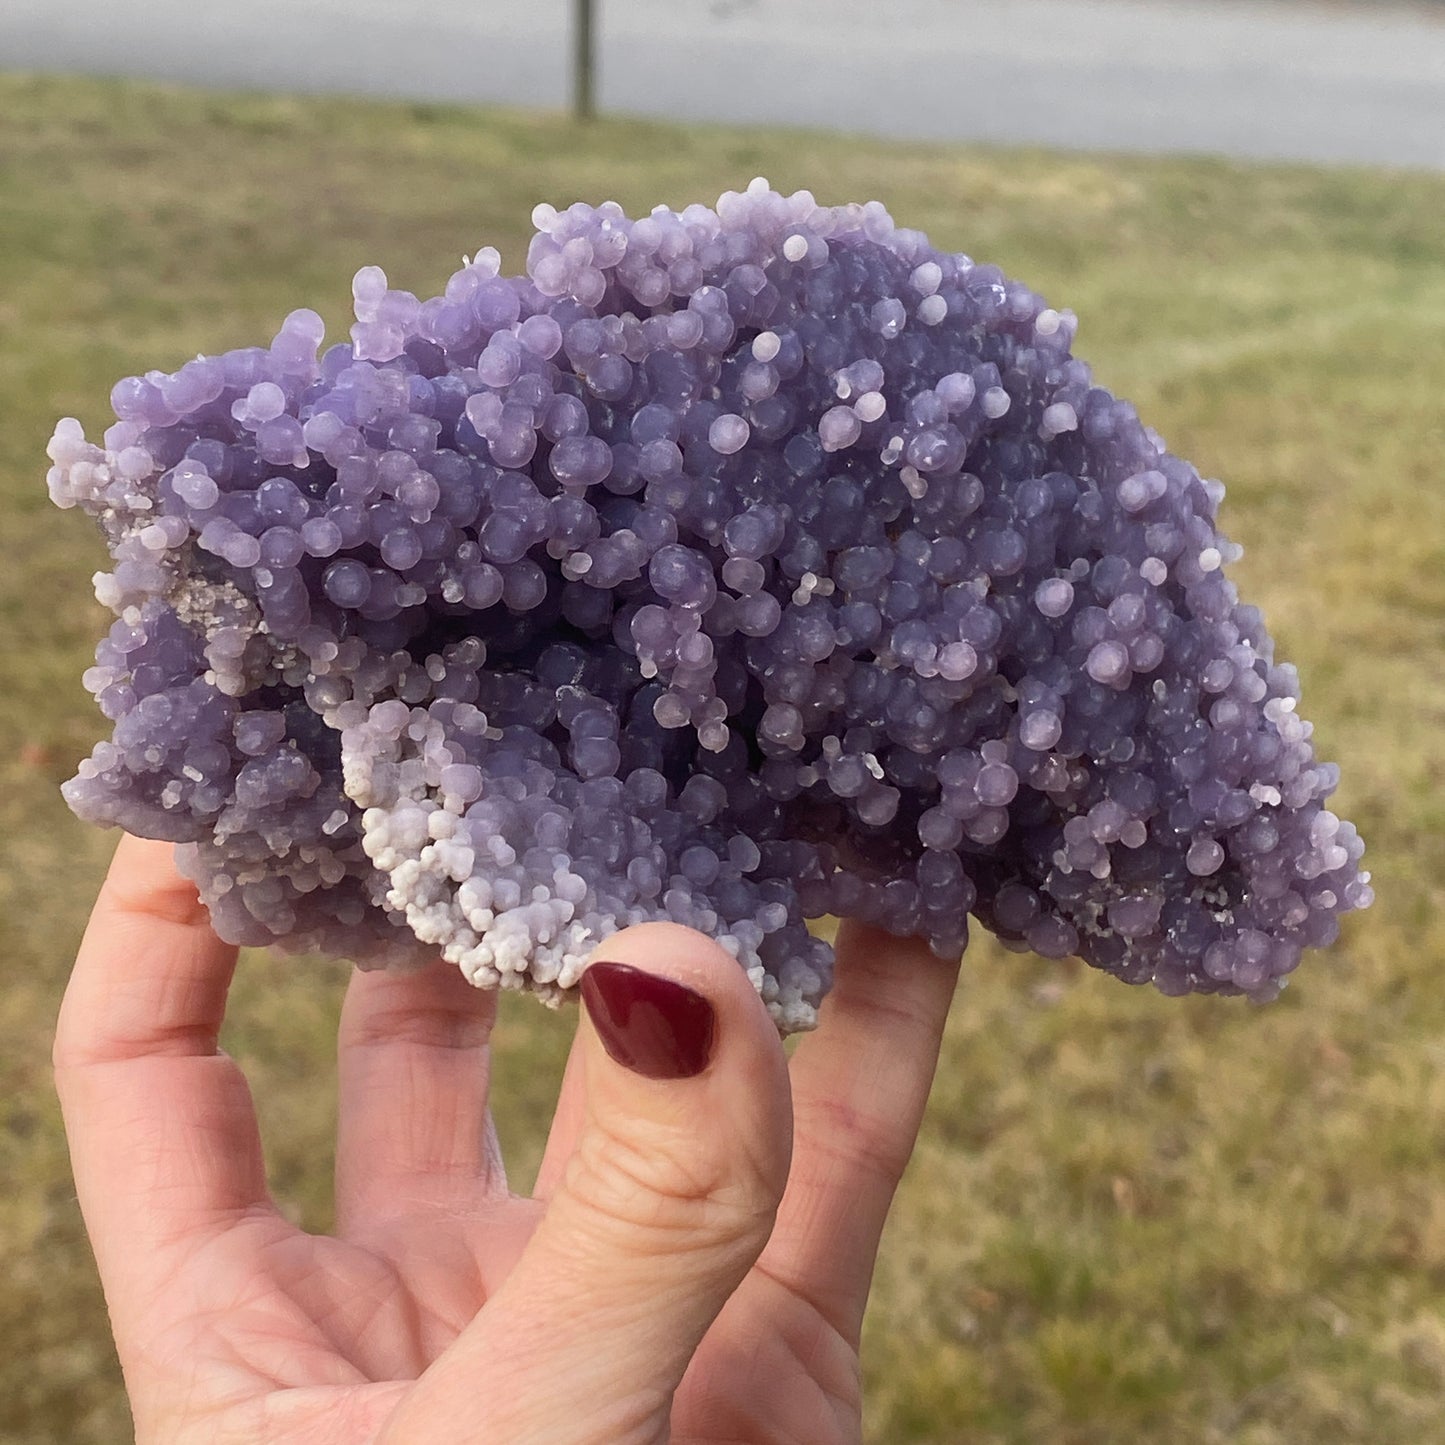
[49,180,1371,1033]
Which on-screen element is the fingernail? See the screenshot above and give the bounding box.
[580,961,716,1079]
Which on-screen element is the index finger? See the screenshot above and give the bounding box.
[53,835,274,1304]
[755,919,962,1346]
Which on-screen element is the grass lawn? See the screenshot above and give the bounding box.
[3,71,1443,1444]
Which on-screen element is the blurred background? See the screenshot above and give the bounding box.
[3,0,1444,167]
[2,2,1443,1441]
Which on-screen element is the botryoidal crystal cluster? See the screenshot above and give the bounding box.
[49,180,1371,1032]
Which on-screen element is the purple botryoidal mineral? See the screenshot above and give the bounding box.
[48,181,1371,1032]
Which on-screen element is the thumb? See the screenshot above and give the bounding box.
[389,922,794,1445]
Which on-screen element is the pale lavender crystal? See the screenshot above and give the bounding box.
[48,180,1371,1032]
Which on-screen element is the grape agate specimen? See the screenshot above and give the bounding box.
[48,181,1371,1032]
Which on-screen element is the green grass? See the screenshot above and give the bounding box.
[3,70,1443,1444]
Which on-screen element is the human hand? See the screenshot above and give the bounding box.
[55,836,961,1443]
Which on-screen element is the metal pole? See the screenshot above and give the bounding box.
[573,0,596,121]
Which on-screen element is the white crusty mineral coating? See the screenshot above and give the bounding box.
[49,181,1371,1032]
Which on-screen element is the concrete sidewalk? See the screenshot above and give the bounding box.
[3,0,1443,169]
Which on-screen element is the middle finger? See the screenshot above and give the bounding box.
[335,958,505,1238]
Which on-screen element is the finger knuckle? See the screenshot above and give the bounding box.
[565,1115,780,1262]
[795,1093,912,1189]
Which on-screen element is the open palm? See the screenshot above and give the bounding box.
[55,837,960,1443]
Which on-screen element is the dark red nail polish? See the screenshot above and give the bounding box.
[580,961,716,1079]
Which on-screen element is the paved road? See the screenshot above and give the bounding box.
[3,0,1443,169]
